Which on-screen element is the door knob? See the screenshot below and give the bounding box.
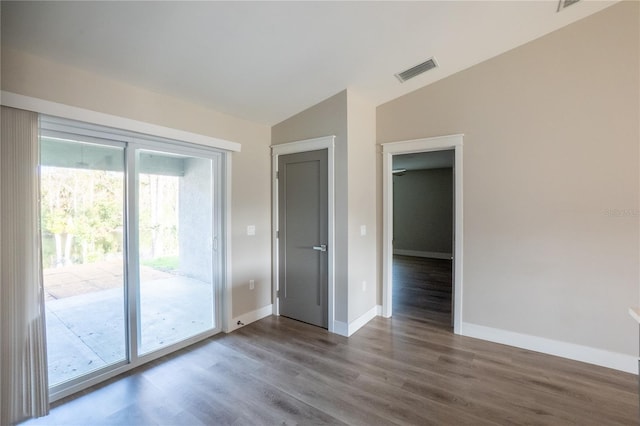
[312,244,327,252]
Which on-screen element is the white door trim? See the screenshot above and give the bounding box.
[222,152,233,333]
[271,136,336,333]
[382,134,463,334]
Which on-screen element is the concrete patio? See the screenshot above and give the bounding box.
[44,261,215,387]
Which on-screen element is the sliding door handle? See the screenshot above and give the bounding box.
[312,244,327,252]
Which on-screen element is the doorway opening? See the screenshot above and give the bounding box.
[392,150,454,328]
[381,134,463,334]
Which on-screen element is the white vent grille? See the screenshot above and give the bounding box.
[395,58,438,83]
[557,0,580,12]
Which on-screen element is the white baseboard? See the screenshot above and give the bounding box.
[227,304,273,333]
[348,305,380,336]
[393,249,452,260]
[332,305,382,337]
[333,320,349,337]
[461,322,637,374]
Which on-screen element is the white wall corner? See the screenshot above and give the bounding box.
[227,304,273,333]
[461,322,638,374]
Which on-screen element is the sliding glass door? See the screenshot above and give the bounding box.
[40,138,127,387]
[137,150,217,355]
[40,118,223,397]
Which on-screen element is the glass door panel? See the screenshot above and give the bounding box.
[40,138,126,387]
[40,116,225,397]
[137,150,215,355]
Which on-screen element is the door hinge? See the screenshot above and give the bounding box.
[276,230,279,238]
[276,289,280,298]
[276,171,279,179]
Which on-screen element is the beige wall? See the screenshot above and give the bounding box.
[377,1,639,356]
[1,48,273,321]
[271,89,378,325]
[346,91,377,322]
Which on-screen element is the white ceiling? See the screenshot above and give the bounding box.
[1,1,617,126]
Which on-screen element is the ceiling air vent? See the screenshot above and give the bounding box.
[557,0,580,12]
[395,57,438,83]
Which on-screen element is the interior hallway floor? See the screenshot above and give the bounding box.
[392,255,453,329]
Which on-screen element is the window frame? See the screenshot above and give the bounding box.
[40,115,229,402]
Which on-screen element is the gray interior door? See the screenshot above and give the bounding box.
[278,149,328,328]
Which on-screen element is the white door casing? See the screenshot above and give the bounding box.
[271,136,336,333]
[382,134,463,334]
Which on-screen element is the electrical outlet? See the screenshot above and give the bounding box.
[249,279,255,290]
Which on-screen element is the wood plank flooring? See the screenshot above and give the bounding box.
[393,255,452,329]
[22,258,637,425]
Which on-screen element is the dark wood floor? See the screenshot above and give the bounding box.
[393,255,452,329]
[23,259,637,425]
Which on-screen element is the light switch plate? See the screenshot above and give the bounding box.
[247,225,256,236]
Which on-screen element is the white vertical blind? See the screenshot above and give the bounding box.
[0,106,49,424]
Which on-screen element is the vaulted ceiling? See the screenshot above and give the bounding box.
[1,1,617,125]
